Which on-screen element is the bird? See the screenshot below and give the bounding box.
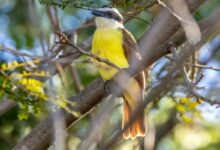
[91,6,146,139]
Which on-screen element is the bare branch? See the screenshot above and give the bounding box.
[182,63,220,105]
[185,63,220,71]
[68,65,83,92]
[0,46,42,60]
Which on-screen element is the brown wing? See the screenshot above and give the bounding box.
[121,28,145,89]
[121,28,141,64]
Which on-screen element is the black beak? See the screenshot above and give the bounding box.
[91,10,105,17]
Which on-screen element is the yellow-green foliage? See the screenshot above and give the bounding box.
[0,59,81,120]
[19,78,48,101]
[175,97,202,124]
[0,60,49,120]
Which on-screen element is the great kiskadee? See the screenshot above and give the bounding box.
[91,7,146,139]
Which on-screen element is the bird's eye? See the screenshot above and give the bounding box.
[107,11,114,17]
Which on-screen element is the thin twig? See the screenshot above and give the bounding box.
[61,42,122,71]
[0,46,42,59]
[171,48,220,105]
[182,61,220,105]
[69,65,83,92]
[46,5,60,32]
[185,63,220,71]
[28,0,47,56]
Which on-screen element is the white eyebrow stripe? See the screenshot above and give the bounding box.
[97,7,123,19]
[98,7,114,11]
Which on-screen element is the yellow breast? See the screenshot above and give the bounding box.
[92,28,129,80]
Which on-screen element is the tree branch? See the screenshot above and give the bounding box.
[0,99,16,116]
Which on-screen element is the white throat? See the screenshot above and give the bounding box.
[95,17,124,29]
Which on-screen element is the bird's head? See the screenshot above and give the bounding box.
[91,7,124,28]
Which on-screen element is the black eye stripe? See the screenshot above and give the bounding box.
[105,11,123,21]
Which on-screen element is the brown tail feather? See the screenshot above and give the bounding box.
[122,101,146,139]
[121,72,146,139]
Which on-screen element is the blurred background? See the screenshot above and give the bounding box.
[0,0,220,150]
